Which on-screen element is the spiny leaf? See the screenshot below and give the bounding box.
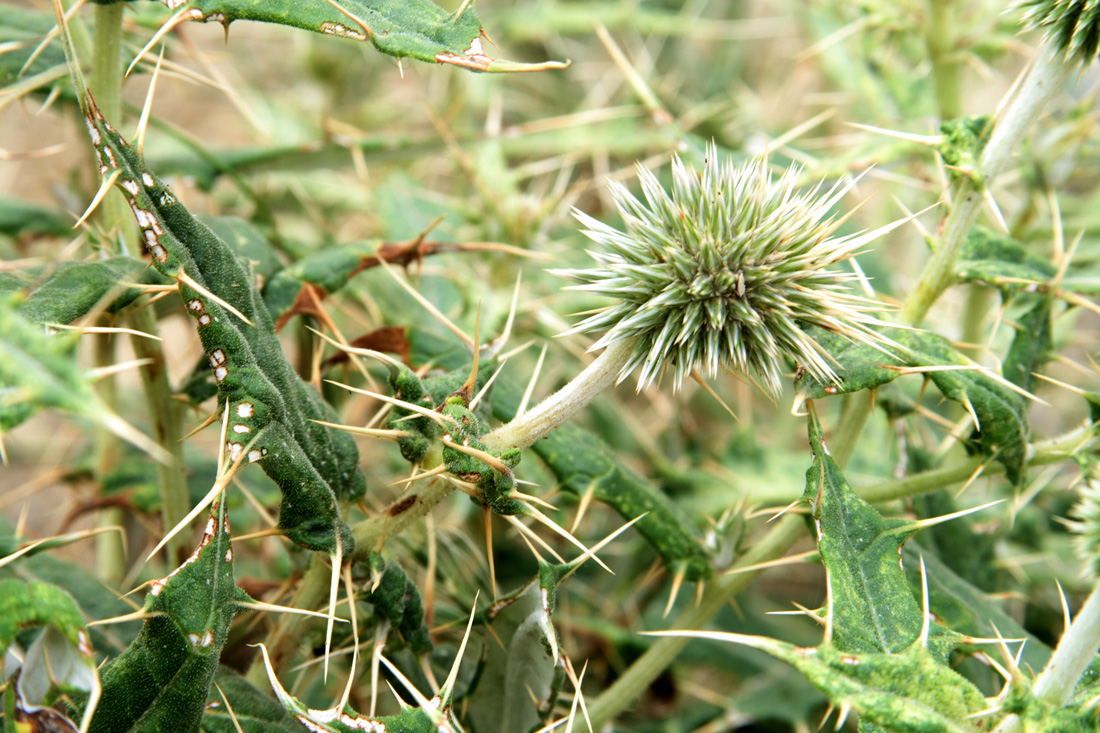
[0,579,91,660]
[0,256,153,325]
[84,499,242,733]
[200,668,301,733]
[360,551,433,655]
[466,576,564,733]
[797,329,1030,485]
[653,631,985,733]
[955,227,1057,293]
[77,92,365,554]
[157,0,567,72]
[1003,297,1056,392]
[803,409,958,661]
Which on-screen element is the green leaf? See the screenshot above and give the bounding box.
[78,93,366,554]
[465,575,564,733]
[1003,297,1056,392]
[86,499,242,733]
[0,295,166,460]
[955,227,1056,292]
[361,551,433,655]
[523,422,713,582]
[200,668,301,733]
[0,196,71,239]
[802,410,948,659]
[199,216,284,288]
[663,631,985,733]
[797,329,1030,485]
[262,240,379,329]
[165,0,567,72]
[0,256,152,324]
[0,3,65,86]
[0,579,90,660]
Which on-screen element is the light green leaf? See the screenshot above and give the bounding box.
[161,0,567,72]
[0,256,151,325]
[465,576,563,733]
[955,227,1056,292]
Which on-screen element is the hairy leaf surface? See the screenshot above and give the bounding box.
[0,256,151,324]
[87,499,242,733]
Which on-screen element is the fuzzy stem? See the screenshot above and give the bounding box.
[483,337,638,451]
[1033,583,1100,704]
[129,307,190,565]
[925,0,961,120]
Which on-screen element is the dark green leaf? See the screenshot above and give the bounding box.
[165,0,567,72]
[955,227,1056,292]
[199,216,284,288]
[79,93,366,554]
[200,668,301,733]
[86,499,242,733]
[1003,297,1056,391]
[360,551,433,655]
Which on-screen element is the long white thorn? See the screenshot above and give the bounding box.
[323,534,342,682]
[525,506,612,573]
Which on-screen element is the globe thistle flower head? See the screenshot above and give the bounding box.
[556,145,896,395]
[1067,466,1100,579]
[1017,0,1100,66]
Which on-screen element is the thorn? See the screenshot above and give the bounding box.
[74,169,120,229]
[442,435,511,474]
[517,344,549,416]
[323,535,342,682]
[126,7,192,77]
[232,527,283,542]
[918,555,931,649]
[176,271,254,327]
[310,419,410,442]
[690,370,738,421]
[377,258,473,349]
[504,514,562,563]
[525,506,612,573]
[469,360,508,411]
[135,45,165,155]
[337,563,360,713]
[457,303,482,402]
[846,121,943,145]
[388,464,449,487]
[900,499,1005,533]
[370,620,388,717]
[237,600,346,622]
[87,609,157,627]
[323,0,374,38]
[46,324,162,341]
[485,507,498,602]
[213,682,245,733]
[663,565,686,618]
[569,482,596,535]
[181,410,219,441]
[439,592,479,705]
[378,655,438,716]
[1056,580,1072,636]
[327,380,457,426]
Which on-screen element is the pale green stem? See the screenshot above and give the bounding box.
[902,44,1073,327]
[925,0,961,120]
[93,335,126,586]
[994,581,1100,733]
[129,307,189,565]
[483,337,638,452]
[90,2,133,251]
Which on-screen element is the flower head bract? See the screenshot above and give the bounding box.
[557,145,898,395]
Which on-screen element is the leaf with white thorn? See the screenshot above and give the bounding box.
[0,256,158,325]
[200,668,301,733]
[955,228,1057,294]
[79,499,244,733]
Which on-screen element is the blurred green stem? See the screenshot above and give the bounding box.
[129,307,189,565]
[91,2,132,251]
[93,334,126,586]
[925,0,961,120]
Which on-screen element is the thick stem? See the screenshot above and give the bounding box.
[1032,583,1100,705]
[483,337,637,452]
[129,307,190,565]
[925,0,961,120]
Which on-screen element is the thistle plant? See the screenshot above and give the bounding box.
[556,150,894,393]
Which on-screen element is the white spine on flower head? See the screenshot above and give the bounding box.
[553,143,894,396]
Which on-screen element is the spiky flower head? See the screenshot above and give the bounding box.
[1017,0,1100,66]
[556,145,895,395]
[1067,464,1100,579]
